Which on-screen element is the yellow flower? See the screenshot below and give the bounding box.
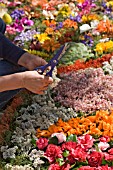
[58,4,71,17]
[34,33,50,43]
[95,41,113,54]
[106,1,113,8]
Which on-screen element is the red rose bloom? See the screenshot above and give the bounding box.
[61,141,77,152]
[45,144,63,163]
[48,163,60,170]
[61,163,71,170]
[87,151,103,167]
[36,137,48,150]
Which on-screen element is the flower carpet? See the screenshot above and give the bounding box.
[0,0,113,169]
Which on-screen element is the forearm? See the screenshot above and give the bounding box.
[0,73,23,92]
[0,33,26,65]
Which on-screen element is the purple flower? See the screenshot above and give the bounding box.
[11,9,25,19]
[81,35,94,47]
[56,22,63,30]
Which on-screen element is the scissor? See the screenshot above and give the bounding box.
[35,43,70,77]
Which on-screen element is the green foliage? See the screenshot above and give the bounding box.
[66,134,77,142]
[49,136,58,145]
[58,42,94,65]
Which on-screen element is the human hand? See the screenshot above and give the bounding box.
[18,52,47,71]
[21,70,53,94]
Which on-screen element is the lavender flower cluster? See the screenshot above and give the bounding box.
[53,68,113,113]
[14,30,39,46]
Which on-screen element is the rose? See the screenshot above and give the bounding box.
[45,144,63,163]
[61,141,77,152]
[77,134,95,150]
[108,148,113,155]
[87,151,103,167]
[99,136,110,143]
[51,133,66,144]
[49,163,60,170]
[68,147,87,163]
[78,166,94,170]
[36,137,48,150]
[104,153,113,161]
[96,165,112,170]
[61,163,71,170]
[98,142,110,151]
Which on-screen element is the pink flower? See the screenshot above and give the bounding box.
[68,147,87,163]
[61,141,77,152]
[108,148,113,155]
[96,165,112,170]
[87,151,103,167]
[45,144,63,163]
[78,166,94,170]
[48,163,60,170]
[51,133,66,144]
[99,136,110,142]
[36,137,48,150]
[77,134,95,150]
[98,142,110,151]
[104,153,113,161]
[6,25,16,35]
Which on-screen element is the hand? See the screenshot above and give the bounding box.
[18,52,47,70]
[21,70,53,94]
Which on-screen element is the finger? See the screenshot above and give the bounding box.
[44,76,53,83]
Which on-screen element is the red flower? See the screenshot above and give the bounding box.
[87,151,103,167]
[99,136,110,143]
[61,141,77,152]
[36,137,48,150]
[61,163,71,170]
[78,166,94,170]
[45,144,63,163]
[48,163,60,170]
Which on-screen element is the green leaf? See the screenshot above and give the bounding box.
[66,134,77,142]
[56,158,64,166]
[31,138,36,147]
[48,136,58,145]
[63,150,69,157]
[102,158,108,165]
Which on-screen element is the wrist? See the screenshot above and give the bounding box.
[18,52,32,70]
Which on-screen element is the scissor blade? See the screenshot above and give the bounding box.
[57,43,70,61]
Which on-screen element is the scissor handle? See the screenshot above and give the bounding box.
[35,43,70,77]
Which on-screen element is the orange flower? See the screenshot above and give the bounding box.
[63,19,78,30]
[41,38,60,52]
[45,27,54,35]
[37,109,113,139]
[43,20,56,27]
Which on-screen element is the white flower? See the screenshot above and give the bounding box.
[99,38,109,43]
[80,24,92,33]
[103,15,108,21]
[90,20,99,29]
[98,142,110,151]
[42,10,54,19]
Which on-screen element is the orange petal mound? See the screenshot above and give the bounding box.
[37,109,113,139]
[57,53,113,75]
